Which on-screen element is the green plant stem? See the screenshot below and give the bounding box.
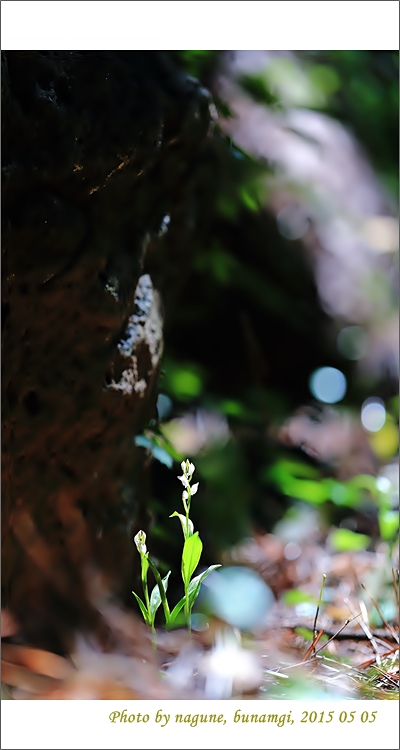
[141,563,151,613]
[313,573,326,655]
[185,589,191,633]
[141,559,156,638]
[184,487,192,632]
[185,487,191,539]
[148,558,171,624]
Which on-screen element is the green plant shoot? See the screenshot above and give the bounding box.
[133,459,221,633]
[170,459,221,631]
[132,530,171,638]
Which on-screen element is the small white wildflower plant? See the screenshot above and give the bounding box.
[133,459,221,633]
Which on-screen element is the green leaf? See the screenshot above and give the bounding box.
[132,591,150,625]
[168,611,187,629]
[147,558,171,623]
[330,528,371,552]
[149,571,171,618]
[187,565,222,608]
[168,596,186,625]
[170,511,194,539]
[181,532,203,588]
[168,565,222,627]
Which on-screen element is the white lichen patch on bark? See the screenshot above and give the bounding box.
[107,274,163,397]
[105,275,119,301]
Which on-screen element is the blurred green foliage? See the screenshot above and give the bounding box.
[143,50,399,570]
[172,50,220,84]
[330,528,370,552]
[283,589,317,606]
[300,51,399,200]
[238,74,282,109]
[161,359,206,401]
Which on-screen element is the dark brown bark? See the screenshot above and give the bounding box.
[2,51,211,652]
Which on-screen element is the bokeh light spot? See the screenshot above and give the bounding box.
[277,205,310,241]
[168,369,203,399]
[368,418,399,460]
[200,566,274,631]
[337,325,368,360]
[376,476,391,493]
[309,367,347,404]
[361,398,386,432]
[284,541,302,560]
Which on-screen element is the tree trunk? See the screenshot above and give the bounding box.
[2,51,211,653]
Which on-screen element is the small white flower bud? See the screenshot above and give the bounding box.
[178,474,190,488]
[190,482,199,496]
[134,530,147,555]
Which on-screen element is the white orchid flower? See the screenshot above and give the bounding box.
[182,482,199,502]
[181,459,195,478]
[134,530,147,555]
[178,474,190,488]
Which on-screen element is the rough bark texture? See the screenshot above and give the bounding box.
[2,51,212,653]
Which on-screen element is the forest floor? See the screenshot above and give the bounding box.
[2,529,398,701]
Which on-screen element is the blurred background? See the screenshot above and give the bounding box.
[139,50,399,620]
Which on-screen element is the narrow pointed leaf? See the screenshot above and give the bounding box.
[147,558,171,622]
[132,591,151,625]
[170,511,194,538]
[168,566,222,627]
[168,596,186,626]
[188,565,221,608]
[181,532,203,587]
[149,571,171,617]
